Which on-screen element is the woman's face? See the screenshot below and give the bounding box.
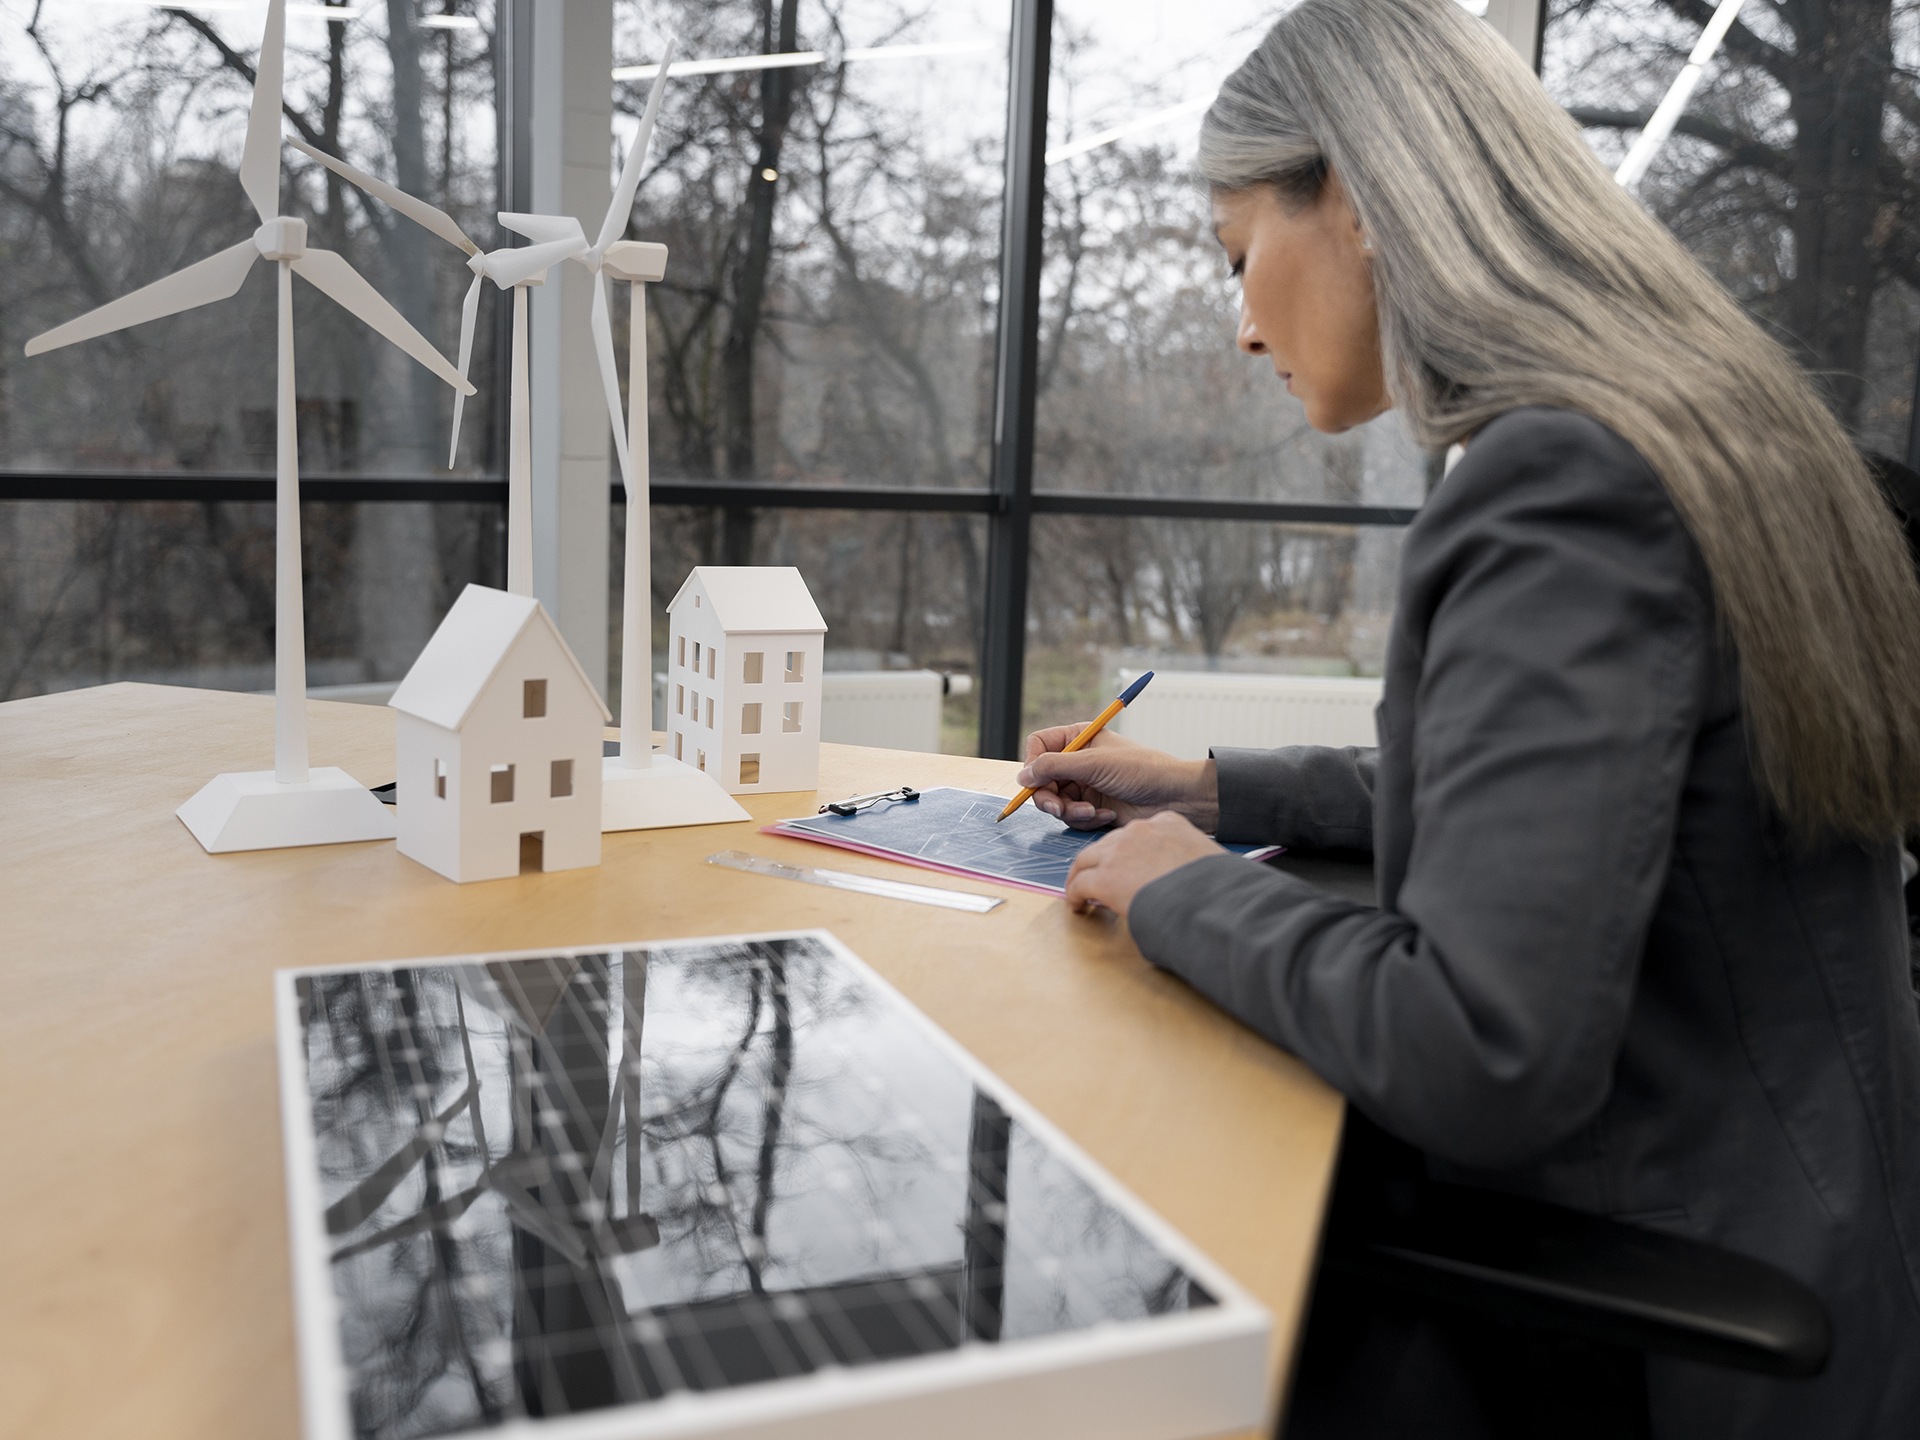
[1212,172,1391,433]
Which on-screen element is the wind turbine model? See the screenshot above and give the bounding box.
[287,48,677,601]
[296,49,747,830]
[289,134,591,596]
[25,0,474,854]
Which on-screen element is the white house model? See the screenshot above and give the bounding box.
[388,584,610,882]
[666,566,827,795]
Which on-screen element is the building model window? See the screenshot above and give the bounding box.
[706,696,715,728]
[693,641,702,670]
[676,684,684,715]
[523,678,547,718]
[707,649,717,680]
[490,764,514,803]
[676,635,685,667]
[742,702,761,734]
[783,701,803,733]
[433,757,447,799]
[743,651,763,684]
[739,753,761,785]
[785,650,805,682]
[550,758,573,798]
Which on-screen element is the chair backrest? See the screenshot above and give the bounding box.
[1864,452,1920,1015]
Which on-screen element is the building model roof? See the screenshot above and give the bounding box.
[668,566,827,635]
[389,584,611,731]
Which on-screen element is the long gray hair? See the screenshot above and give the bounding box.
[1201,0,1920,841]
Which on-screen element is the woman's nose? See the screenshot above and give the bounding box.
[1237,303,1265,356]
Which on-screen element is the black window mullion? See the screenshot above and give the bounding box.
[978,0,1053,760]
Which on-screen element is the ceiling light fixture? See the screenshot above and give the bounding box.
[1045,94,1212,166]
[614,37,995,84]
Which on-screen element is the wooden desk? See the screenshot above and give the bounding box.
[0,683,1343,1440]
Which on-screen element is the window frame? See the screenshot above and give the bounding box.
[0,0,1448,757]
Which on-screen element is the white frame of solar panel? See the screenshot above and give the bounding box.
[276,929,1273,1440]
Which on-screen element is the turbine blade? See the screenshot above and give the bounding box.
[448,273,482,469]
[288,138,477,255]
[292,249,474,394]
[596,36,677,255]
[25,240,258,356]
[240,0,288,223]
[480,236,585,288]
[498,212,587,247]
[590,273,632,491]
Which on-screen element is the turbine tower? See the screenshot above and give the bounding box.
[25,0,474,853]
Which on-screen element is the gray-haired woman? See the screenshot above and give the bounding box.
[1019,0,1920,1434]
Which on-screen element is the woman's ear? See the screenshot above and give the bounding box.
[1320,164,1372,254]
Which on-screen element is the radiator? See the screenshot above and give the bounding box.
[819,671,948,753]
[1114,670,1381,760]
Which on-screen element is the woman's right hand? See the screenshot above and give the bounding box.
[1017,725,1220,832]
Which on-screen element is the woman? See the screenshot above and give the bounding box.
[1019,1,1920,1435]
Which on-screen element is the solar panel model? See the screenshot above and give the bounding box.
[276,930,1270,1440]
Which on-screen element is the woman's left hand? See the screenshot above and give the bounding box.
[1064,811,1227,918]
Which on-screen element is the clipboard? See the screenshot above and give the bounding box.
[765,786,1279,896]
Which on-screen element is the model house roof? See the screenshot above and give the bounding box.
[668,566,827,635]
[389,584,610,731]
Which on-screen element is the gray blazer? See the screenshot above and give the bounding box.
[1129,408,1920,1438]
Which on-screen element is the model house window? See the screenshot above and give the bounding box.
[676,635,685,667]
[550,758,573,798]
[741,702,761,734]
[783,701,803,733]
[433,757,447,799]
[743,651,763,683]
[785,650,804,682]
[675,684,684,716]
[490,764,514,803]
[739,753,760,785]
[707,649,716,680]
[674,732,683,760]
[696,748,707,772]
[523,679,546,718]
[705,696,715,728]
[692,640,702,670]
[690,690,699,722]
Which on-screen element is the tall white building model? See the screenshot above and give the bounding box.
[667,567,827,794]
[388,585,609,882]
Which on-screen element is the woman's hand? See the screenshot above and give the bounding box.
[1064,812,1226,918]
[1018,726,1220,832]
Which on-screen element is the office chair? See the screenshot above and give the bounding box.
[1282,1115,1829,1440]
[1865,451,1920,1014]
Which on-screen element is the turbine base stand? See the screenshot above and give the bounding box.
[601,753,750,832]
[178,768,397,853]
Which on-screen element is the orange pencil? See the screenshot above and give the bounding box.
[997,671,1155,822]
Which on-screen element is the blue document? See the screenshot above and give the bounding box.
[767,786,1278,895]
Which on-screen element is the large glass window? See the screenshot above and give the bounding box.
[1543,0,1920,455]
[0,0,503,699]
[1022,1,1422,730]
[610,1,1009,748]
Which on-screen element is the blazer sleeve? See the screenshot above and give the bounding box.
[1127,415,1710,1169]
[1213,745,1377,849]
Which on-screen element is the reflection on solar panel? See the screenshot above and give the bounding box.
[276,931,1268,1440]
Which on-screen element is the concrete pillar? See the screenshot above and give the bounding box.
[1482,0,1544,69]
[528,0,612,693]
